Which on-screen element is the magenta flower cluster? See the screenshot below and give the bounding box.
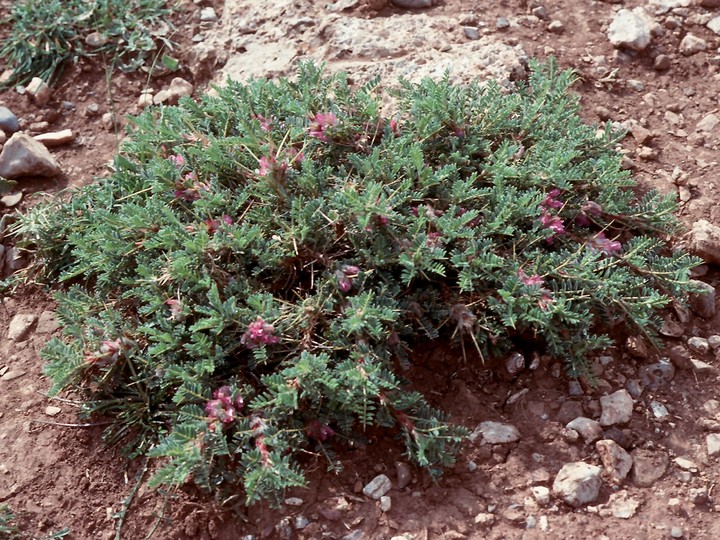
[539,189,565,244]
[336,265,360,293]
[589,232,622,256]
[241,317,280,349]
[205,386,244,427]
[308,112,337,142]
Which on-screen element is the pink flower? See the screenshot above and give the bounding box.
[205,398,236,424]
[205,386,244,426]
[85,337,133,366]
[166,299,184,320]
[241,317,280,349]
[169,154,185,168]
[205,215,233,235]
[390,118,399,135]
[540,211,565,235]
[255,114,272,132]
[306,420,334,442]
[538,289,554,311]
[518,269,544,287]
[589,232,622,256]
[308,112,338,142]
[576,201,602,227]
[541,189,563,210]
[426,232,443,247]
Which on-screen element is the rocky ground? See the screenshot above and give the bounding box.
[4,0,720,538]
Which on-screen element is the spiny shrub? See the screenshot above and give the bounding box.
[17,60,700,504]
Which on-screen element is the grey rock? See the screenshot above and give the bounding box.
[294,516,310,530]
[85,32,108,47]
[626,336,648,359]
[34,129,75,147]
[390,0,434,7]
[0,133,62,178]
[625,379,643,398]
[689,220,720,265]
[532,485,550,506]
[689,281,716,318]
[674,457,698,472]
[363,474,391,500]
[496,17,510,29]
[688,336,710,355]
[599,390,634,427]
[631,448,668,486]
[696,114,720,134]
[1,192,22,207]
[679,34,707,56]
[607,8,653,51]
[342,530,366,540]
[608,491,641,519]
[668,345,693,370]
[153,77,194,105]
[557,401,584,425]
[706,433,720,457]
[639,358,675,389]
[284,497,303,506]
[552,462,603,507]
[650,401,669,419]
[396,461,412,489]
[671,526,684,538]
[199,7,218,21]
[690,359,716,376]
[566,417,603,444]
[0,370,26,382]
[379,495,391,512]
[653,54,672,71]
[471,421,521,444]
[8,313,37,341]
[474,512,495,526]
[26,77,51,105]
[568,380,583,396]
[660,317,684,338]
[0,107,20,134]
[708,16,720,35]
[463,26,480,40]
[709,335,720,349]
[548,20,564,33]
[596,439,633,484]
[505,351,525,376]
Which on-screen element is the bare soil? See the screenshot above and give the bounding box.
[2,0,720,539]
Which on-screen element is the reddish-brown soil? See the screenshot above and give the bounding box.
[3,0,720,539]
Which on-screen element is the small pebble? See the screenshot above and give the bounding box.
[671,526,684,538]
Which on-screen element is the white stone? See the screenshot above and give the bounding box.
[363,474,391,500]
[200,7,218,21]
[8,313,37,341]
[45,406,61,416]
[688,337,710,355]
[707,434,720,457]
[697,114,720,133]
[565,417,603,444]
[708,16,720,35]
[607,8,653,51]
[552,462,603,507]
[471,421,521,444]
[679,34,707,56]
[599,389,634,426]
[26,77,51,105]
[596,439,633,484]
[33,129,75,147]
[690,220,720,265]
[379,495,392,512]
[608,491,641,519]
[531,486,550,506]
[0,133,62,179]
[284,497,303,506]
[674,457,698,472]
[153,77,194,105]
